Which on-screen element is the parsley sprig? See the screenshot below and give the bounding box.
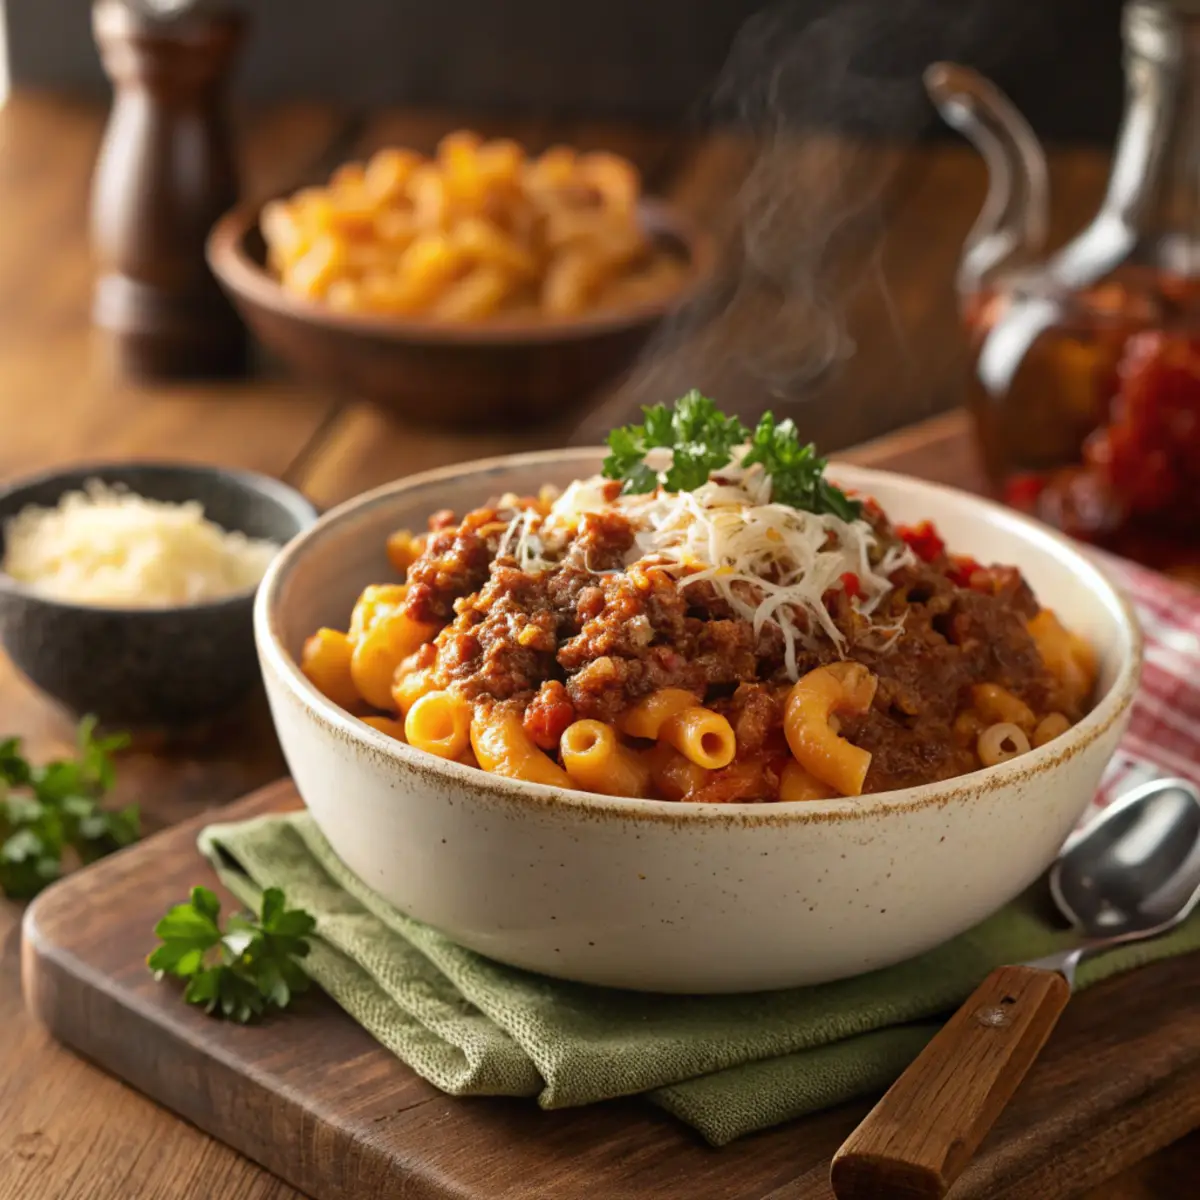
[602,392,861,519]
[741,412,862,522]
[602,390,751,494]
[0,718,138,899]
[148,885,316,1023]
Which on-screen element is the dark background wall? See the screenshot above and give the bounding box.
[7,0,1124,143]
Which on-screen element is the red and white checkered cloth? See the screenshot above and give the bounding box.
[1090,549,1200,806]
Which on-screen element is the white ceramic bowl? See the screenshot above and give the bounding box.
[256,451,1141,993]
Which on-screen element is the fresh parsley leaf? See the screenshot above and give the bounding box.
[661,391,750,492]
[75,803,141,865]
[147,886,224,976]
[742,412,862,520]
[149,885,316,1023]
[601,394,859,519]
[76,715,130,793]
[0,737,31,787]
[186,964,268,1023]
[0,828,62,900]
[602,391,750,494]
[816,476,863,523]
[601,425,658,495]
[0,718,136,899]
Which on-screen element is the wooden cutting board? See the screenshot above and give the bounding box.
[22,778,1200,1200]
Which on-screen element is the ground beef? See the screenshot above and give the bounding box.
[870,564,1055,717]
[437,565,559,700]
[722,683,787,757]
[839,561,1059,791]
[397,498,1072,797]
[568,510,637,571]
[554,569,768,722]
[558,570,688,668]
[689,757,785,805]
[543,512,636,630]
[523,680,576,750]
[404,507,503,623]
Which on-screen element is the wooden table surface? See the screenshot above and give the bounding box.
[0,90,1194,1198]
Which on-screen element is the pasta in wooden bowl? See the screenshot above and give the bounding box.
[298,395,1101,804]
[262,134,689,321]
[207,135,713,426]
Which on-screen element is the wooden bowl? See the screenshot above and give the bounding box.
[207,199,714,428]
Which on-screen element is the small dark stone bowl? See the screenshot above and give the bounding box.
[0,462,317,730]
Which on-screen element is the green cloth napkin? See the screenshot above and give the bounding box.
[198,812,1200,1146]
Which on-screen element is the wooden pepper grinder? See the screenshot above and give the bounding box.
[90,0,248,380]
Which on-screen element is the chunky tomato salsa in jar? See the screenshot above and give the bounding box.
[931,1,1200,581]
[967,274,1200,580]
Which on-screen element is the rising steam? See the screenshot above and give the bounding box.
[574,0,1045,446]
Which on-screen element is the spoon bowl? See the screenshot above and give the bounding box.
[1052,779,1200,939]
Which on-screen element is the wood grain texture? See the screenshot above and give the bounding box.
[0,92,355,1200]
[22,780,1200,1200]
[0,93,341,483]
[831,966,1072,1199]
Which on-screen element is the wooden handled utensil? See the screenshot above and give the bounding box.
[831,778,1200,1199]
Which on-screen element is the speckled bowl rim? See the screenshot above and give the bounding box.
[257,448,1143,826]
[0,460,319,616]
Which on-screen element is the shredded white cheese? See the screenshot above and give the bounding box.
[498,454,914,678]
[2,481,280,607]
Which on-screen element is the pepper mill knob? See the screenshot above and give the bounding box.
[90,0,248,379]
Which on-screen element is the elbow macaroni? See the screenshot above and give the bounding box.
[1028,610,1098,712]
[262,135,687,322]
[971,683,1036,735]
[361,714,407,740]
[470,707,573,788]
[405,690,471,760]
[392,661,437,717]
[350,611,439,710]
[778,760,837,802]
[301,628,361,713]
[977,722,1031,767]
[348,583,409,643]
[784,663,878,797]
[646,742,709,801]
[560,719,652,797]
[660,707,737,770]
[618,688,698,739]
[304,510,1098,802]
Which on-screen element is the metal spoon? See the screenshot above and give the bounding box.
[831,777,1200,1200]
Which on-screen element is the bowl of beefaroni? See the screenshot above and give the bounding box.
[256,397,1141,993]
[208,133,714,427]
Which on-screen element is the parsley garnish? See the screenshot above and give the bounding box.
[148,885,316,1023]
[602,390,751,494]
[602,393,861,519]
[741,412,862,521]
[0,717,138,899]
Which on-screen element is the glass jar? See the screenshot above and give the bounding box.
[930,1,1200,580]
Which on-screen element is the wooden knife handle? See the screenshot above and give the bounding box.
[830,964,1070,1200]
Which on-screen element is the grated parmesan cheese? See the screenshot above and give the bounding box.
[501,453,914,679]
[2,481,281,607]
